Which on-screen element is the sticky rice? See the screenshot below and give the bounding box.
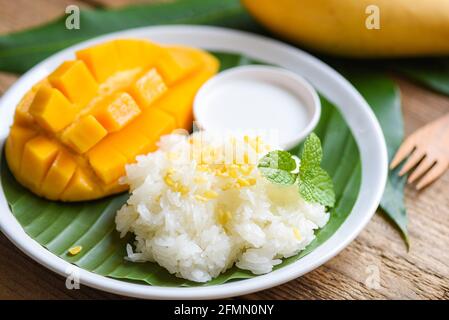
[115,132,329,282]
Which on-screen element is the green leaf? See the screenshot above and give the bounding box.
[1,52,363,286]
[295,133,335,207]
[0,0,262,74]
[340,67,409,245]
[258,134,335,206]
[393,58,449,96]
[258,150,298,185]
[298,167,335,208]
[300,133,322,169]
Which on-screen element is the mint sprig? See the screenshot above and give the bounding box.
[258,150,298,185]
[258,133,336,208]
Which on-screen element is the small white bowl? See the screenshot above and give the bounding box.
[193,65,321,150]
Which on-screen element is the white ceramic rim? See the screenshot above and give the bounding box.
[0,25,388,299]
[193,65,321,150]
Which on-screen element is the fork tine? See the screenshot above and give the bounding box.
[399,149,425,176]
[390,137,415,169]
[408,156,435,183]
[416,161,449,190]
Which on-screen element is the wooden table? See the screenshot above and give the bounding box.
[1,0,448,300]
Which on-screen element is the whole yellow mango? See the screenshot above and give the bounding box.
[6,39,219,201]
[243,0,449,57]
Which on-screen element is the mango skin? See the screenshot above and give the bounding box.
[243,0,449,57]
[6,39,219,202]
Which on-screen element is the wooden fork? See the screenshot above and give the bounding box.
[390,113,449,190]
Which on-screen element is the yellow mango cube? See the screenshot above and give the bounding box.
[134,108,176,149]
[61,169,96,201]
[20,136,59,188]
[40,151,77,200]
[128,68,167,108]
[14,85,42,126]
[93,92,141,132]
[115,39,144,70]
[115,39,163,70]
[141,41,164,67]
[88,146,127,184]
[156,48,200,85]
[96,126,151,163]
[152,46,219,130]
[29,87,76,133]
[48,60,98,106]
[63,115,108,153]
[76,42,120,82]
[5,125,37,173]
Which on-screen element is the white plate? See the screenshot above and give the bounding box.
[0,26,388,299]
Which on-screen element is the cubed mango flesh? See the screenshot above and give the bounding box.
[156,49,200,85]
[62,115,108,154]
[115,39,163,70]
[76,41,120,83]
[5,125,37,173]
[48,60,98,107]
[88,146,128,185]
[61,168,98,202]
[93,92,141,132]
[41,151,77,200]
[29,87,76,133]
[20,136,59,189]
[151,46,219,130]
[128,68,167,108]
[5,39,219,201]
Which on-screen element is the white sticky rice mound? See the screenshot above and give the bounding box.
[115,132,329,283]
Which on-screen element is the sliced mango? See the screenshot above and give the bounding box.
[14,80,51,126]
[6,39,219,201]
[128,68,167,108]
[61,168,97,202]
[93,92,141,132]
[151,46,219,130]
[5,125,37,173]
[156,48,200,85]
[133,108,176,149]
[115,39,163,70]
[106,131,150,163]
[41,151,77,200]
[20,136,59,189]
[88,146,128,185]
[29,87,76,133]
[141,41,165,67]
[48,60,98,106]
[62,115,108,154]
[76,41,120,82]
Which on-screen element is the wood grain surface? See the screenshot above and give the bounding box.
[0,0,448,300]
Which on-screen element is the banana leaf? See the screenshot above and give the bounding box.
[393,58,449,96]
[340,67,408,245]
[0,0,262,74]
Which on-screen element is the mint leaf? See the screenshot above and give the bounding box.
[298,167,336,207]
[258,150,298,185]
[257,134,336,208]
[300,133,322,169]
[298,133,336,207]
